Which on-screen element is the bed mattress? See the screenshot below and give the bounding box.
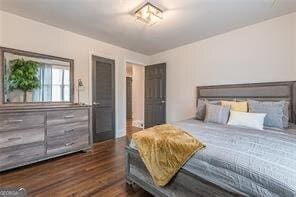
[129,119,296,197]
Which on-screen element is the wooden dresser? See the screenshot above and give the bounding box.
[0,105,92,172]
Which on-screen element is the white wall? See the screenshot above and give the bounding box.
[0,11,149,137]
[2,10,296,135]
[150,13,296,123]
[293,14,296,76]
[131,64,145,128]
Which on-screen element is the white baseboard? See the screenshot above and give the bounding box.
[132,120,144,128]
[116,128,126,138]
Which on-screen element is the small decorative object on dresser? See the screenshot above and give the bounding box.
[0,47,92,172]
[77,78,84,105]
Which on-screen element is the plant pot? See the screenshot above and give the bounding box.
[26,91,33,102]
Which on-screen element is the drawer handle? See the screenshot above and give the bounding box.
[65,142,74,146]
[64,115,75,119]
[7,137,22,141]
[64,129,75,134]
[8,119,23,123]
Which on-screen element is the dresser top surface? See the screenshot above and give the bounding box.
[0,104,91,112]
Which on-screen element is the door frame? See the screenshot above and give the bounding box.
[92,55,115,142]
[124,60,146,130]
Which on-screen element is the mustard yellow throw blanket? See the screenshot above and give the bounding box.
[132,124,205,186]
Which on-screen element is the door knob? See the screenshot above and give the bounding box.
[161,100,166,103]
[93,102,100,105]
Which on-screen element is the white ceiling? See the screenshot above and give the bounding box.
[1,0,296,55]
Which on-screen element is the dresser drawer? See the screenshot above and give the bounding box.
[47,121,89,138]
[47,121,89,155]
[0,112,44,132]
[0,128,44,149]
[0,142,45,170]
[47,109,89,126]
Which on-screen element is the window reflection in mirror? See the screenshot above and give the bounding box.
[3,52,72,103]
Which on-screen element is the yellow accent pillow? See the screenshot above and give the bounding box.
[221,100,248,112]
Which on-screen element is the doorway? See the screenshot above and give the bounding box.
[126,62,145,136]
[126,77,132,120]
[92,56,115,143]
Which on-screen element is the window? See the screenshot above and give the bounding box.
[33,64,70,102]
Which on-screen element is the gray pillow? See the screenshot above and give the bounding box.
[196,99,220,120]
[204,103,230,124]
[248,100,289,129]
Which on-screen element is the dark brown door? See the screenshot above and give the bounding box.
[92,56,115,143]
[145,63,166,128]
[126,77,132,120]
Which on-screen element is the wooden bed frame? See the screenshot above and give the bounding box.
[125,81,296,197]
[197,81,296,124]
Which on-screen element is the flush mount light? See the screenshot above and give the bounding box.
[134,2,163,26]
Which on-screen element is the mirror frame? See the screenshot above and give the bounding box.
[0,47,74,105]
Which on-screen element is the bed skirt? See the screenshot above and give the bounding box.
[125,146,243,197]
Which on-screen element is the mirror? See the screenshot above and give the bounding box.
[1,48,74,104]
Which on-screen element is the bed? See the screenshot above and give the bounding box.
[125,81,296,197]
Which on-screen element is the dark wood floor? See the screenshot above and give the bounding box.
[0,122,150,197]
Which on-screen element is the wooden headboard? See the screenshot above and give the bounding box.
[196,81,296,123]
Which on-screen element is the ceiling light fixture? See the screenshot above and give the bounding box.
[134,2,163,26]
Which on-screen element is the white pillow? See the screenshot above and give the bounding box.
[227,110,266,130]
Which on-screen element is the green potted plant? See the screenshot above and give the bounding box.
[8,58,40,102]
